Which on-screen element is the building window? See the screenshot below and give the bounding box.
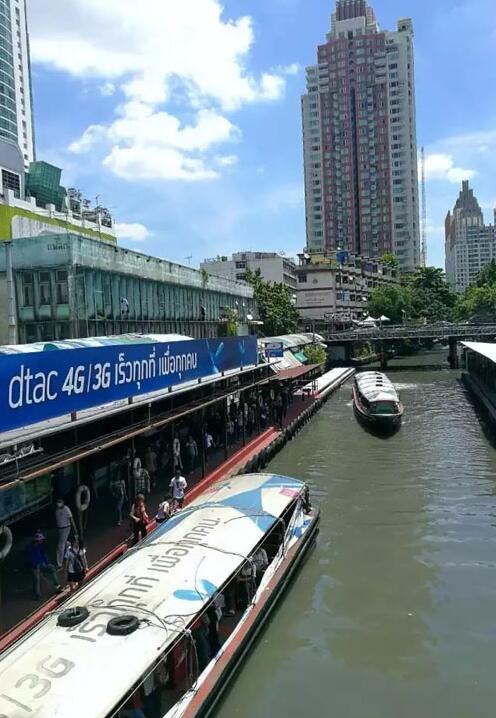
[298,274,307,283]
[2,169,21,198]
[22,272,33,306]
[235,273,246,281]
[56,270,69,304]
[235,261,246,269]
[38,271,51,305]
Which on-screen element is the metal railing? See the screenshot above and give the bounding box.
[325,324,496,343]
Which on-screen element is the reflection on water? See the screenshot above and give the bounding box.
[215,354,496,718]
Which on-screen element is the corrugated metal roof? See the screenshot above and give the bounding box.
[462,342,496,363]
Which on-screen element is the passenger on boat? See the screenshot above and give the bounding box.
[251,547,269,581]
[238,560,256,607]
[191,613,211,672]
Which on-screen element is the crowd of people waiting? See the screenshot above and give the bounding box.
[25,384,294,604]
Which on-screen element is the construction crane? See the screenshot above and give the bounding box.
[421,146,427,267]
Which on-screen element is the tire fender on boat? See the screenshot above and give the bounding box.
[58,607,89,628]
[106,615,140,636]
[0,525,13,560]
[75,485,91,513]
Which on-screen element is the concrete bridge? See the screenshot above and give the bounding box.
[324,323,496,368]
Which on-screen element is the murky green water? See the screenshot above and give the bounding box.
[216,353,496,718]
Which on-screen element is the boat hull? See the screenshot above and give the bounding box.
[180,508,321,718]
[352,386,403,433]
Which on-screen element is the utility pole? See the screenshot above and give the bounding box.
[6,241,17,345]
[421,146,427,267]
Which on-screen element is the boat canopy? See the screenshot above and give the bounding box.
[355,371,399,403]
[0,473,306,718]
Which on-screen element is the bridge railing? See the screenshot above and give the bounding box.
[325,324,496,342]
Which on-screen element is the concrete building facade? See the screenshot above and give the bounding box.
[445,181,496,292]
[295,249,398,322]
[302,0,420,271]
[201,252,297,290]
[0,234,256,344]
[0,0,35,170]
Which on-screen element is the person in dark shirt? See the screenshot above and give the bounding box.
[28,530,62,601]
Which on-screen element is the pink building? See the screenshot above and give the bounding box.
[302,0,420,271]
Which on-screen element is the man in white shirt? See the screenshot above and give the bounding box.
[55,499,77,569]
[169,469,187,509]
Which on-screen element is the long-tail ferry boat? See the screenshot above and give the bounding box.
[352,371,404,431]
[0,473,319,718]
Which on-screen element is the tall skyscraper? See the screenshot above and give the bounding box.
[445,180,496,293]
[0,0,35,181]
[302,0,420,270]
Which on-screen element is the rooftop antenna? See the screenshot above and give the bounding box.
[185,255,193,265]
[421,146,427,267]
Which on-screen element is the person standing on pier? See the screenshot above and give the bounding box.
[130,493,149,544]
[55,498,78,569]
[185,435,198,473]
[169,469,187,510]
[172,433,183,471]
[28,531,62,601]
[144,446,158,489]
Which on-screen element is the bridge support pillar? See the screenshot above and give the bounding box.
[379,342,388,370]
[448,337,459,369]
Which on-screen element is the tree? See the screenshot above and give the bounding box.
[368,284,414,324]
[405,266,456,322]
[380,252,399,270]
[305,344,327,365]
[245,268,300,336]
[475,260,496,288]
[456,282,496,321]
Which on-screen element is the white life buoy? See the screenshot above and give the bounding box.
[0,525,13,560]
[133,457,142,480]
[75,485,91,513]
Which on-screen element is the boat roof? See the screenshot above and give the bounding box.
[0,333,192,356]
[355,371,399,402]
[462,341,496,364]
[0,473,304,718]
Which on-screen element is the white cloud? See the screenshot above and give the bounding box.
[115,222,151,242]
[215,155,238,167]
[421,153,476,183]
[28,0,294,182]
[99,82,116,97]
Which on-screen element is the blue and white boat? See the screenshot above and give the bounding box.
[0,473,319,718]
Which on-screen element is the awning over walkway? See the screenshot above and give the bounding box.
[272,364,321,381]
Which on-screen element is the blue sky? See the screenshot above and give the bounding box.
[28,0,496,269]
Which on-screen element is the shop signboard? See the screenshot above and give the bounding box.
[0,336,258,434]
[265,342,284,358]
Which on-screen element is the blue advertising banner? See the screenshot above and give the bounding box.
[0,336,258,434]
[265,342,284,359]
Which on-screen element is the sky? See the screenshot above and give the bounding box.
[26,0,496,269]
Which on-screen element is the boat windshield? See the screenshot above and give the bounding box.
[372,402,397,415]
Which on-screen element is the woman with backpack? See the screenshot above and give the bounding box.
[64,537,88,591]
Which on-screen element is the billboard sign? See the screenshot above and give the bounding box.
[265,342,284,358]
[0,336,258,434]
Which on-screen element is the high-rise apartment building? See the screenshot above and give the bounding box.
[0,0,35,181]
[302,0,420,271]
[445,181,496,293]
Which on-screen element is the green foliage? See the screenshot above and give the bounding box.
[245,268,300,336]
[368,284,414,324]
[369,266,457,324]
[406,267,456,322]
[475,260,496,288]
[380,252,399,269]
[304,344,327,365]
[456,285,496,320]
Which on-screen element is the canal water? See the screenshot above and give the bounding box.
[216,352,496,718]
